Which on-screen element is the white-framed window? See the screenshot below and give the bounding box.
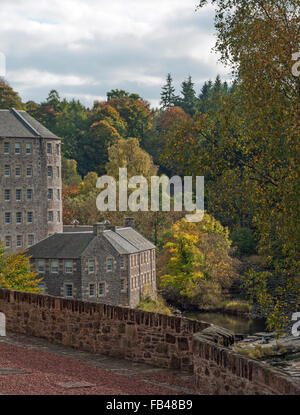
[106,257,113,272]
[64,284,73,298]
[16,189,22,201]
[28,234,34,247]
[16,235,22,248]
[47,143,52,154]
[4,165,10,177]
[120,256,125,269]
[48,189,53,200]
[121,279,126,292]
[5,235,11,248]
[64,261,73,273]
[89,283,96,297]
[48,166,53,177]
[99,282,106,297]
[26,143,32,154]
[27,212,33,224]
[15,165,21,177]
[88,259,95,273]
[4,189,10,201]
[27,189,33,201]
[37,260,45,273]
[4,142,10,154]
[16,212,22,224]
[5,212,11,224]
[51,260,59,273]
[26,165,32,177]
[15,143,21,154]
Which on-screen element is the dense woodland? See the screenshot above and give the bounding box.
[0,0,299,334]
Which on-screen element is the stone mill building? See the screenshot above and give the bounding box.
[0,108,63,252]
[27,219,157,308]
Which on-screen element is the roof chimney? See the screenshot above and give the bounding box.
[124,217,135,228]
[93,223,106,235]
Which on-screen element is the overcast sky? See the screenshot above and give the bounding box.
[0,0,231,108]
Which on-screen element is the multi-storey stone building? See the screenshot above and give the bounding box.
[27,219,157,308]
[0,108,63,252]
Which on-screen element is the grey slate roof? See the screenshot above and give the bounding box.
[115,227,156,251]
[27,233,95,259]
[27,226,155,259]
[0,108,60,139]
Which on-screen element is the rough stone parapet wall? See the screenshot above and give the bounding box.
[0,289,209,371]
[0,288,299,395]
[193,332,300,395]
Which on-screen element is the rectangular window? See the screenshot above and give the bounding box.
[4,189,10,201]
[26,143,32,154]
[56,166,60,177]
[15,165,21,177]
[47,189,53,200]
[89,283,96,297]
[120,256,125,269]
[57,211,60,222]
[5,235,11,248]
[48,211,53,222]
[56,144,60,155]
[99,283,105,297]
[106,257,113,272]
[4,142,9,154]
[15,143,21,154]
[57,189,60,200]
[89,259,95,273]
[121,279,126,292]
[48,166,53,177]
[28,234,34,246]
[4,165,10,177]
[47,143,52,154]
[27,189,33,201]
[37,260,45,273]
[16,235,22,248]
[51,260,59,273]
[65,261,73,273]
[65,284,73,298]
[27,212,33,224]
[16,212,22,224]
[5,212,11,224]
[26,165,32,177]
[16,189,22,201]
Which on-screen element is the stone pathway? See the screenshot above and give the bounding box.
[0,331,196,395]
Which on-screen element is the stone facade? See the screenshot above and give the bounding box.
[27,220,157,308]
[0,108,63,252]
[0,288,299,395]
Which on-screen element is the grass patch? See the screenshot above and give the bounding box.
[224,300,252,314]
[136,295,173,316]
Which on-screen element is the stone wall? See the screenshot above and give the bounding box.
[193,331,300,395]
[0,288,209,371]
[0,288,299,395]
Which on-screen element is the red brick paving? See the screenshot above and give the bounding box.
[0,334,195,395]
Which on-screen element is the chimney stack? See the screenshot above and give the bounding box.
[93,223,106,235]
[124,217,135,228]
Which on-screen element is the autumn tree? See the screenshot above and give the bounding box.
[0,78,23,109]
[0,246,41,293]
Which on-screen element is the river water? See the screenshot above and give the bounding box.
[184,312,266,335]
